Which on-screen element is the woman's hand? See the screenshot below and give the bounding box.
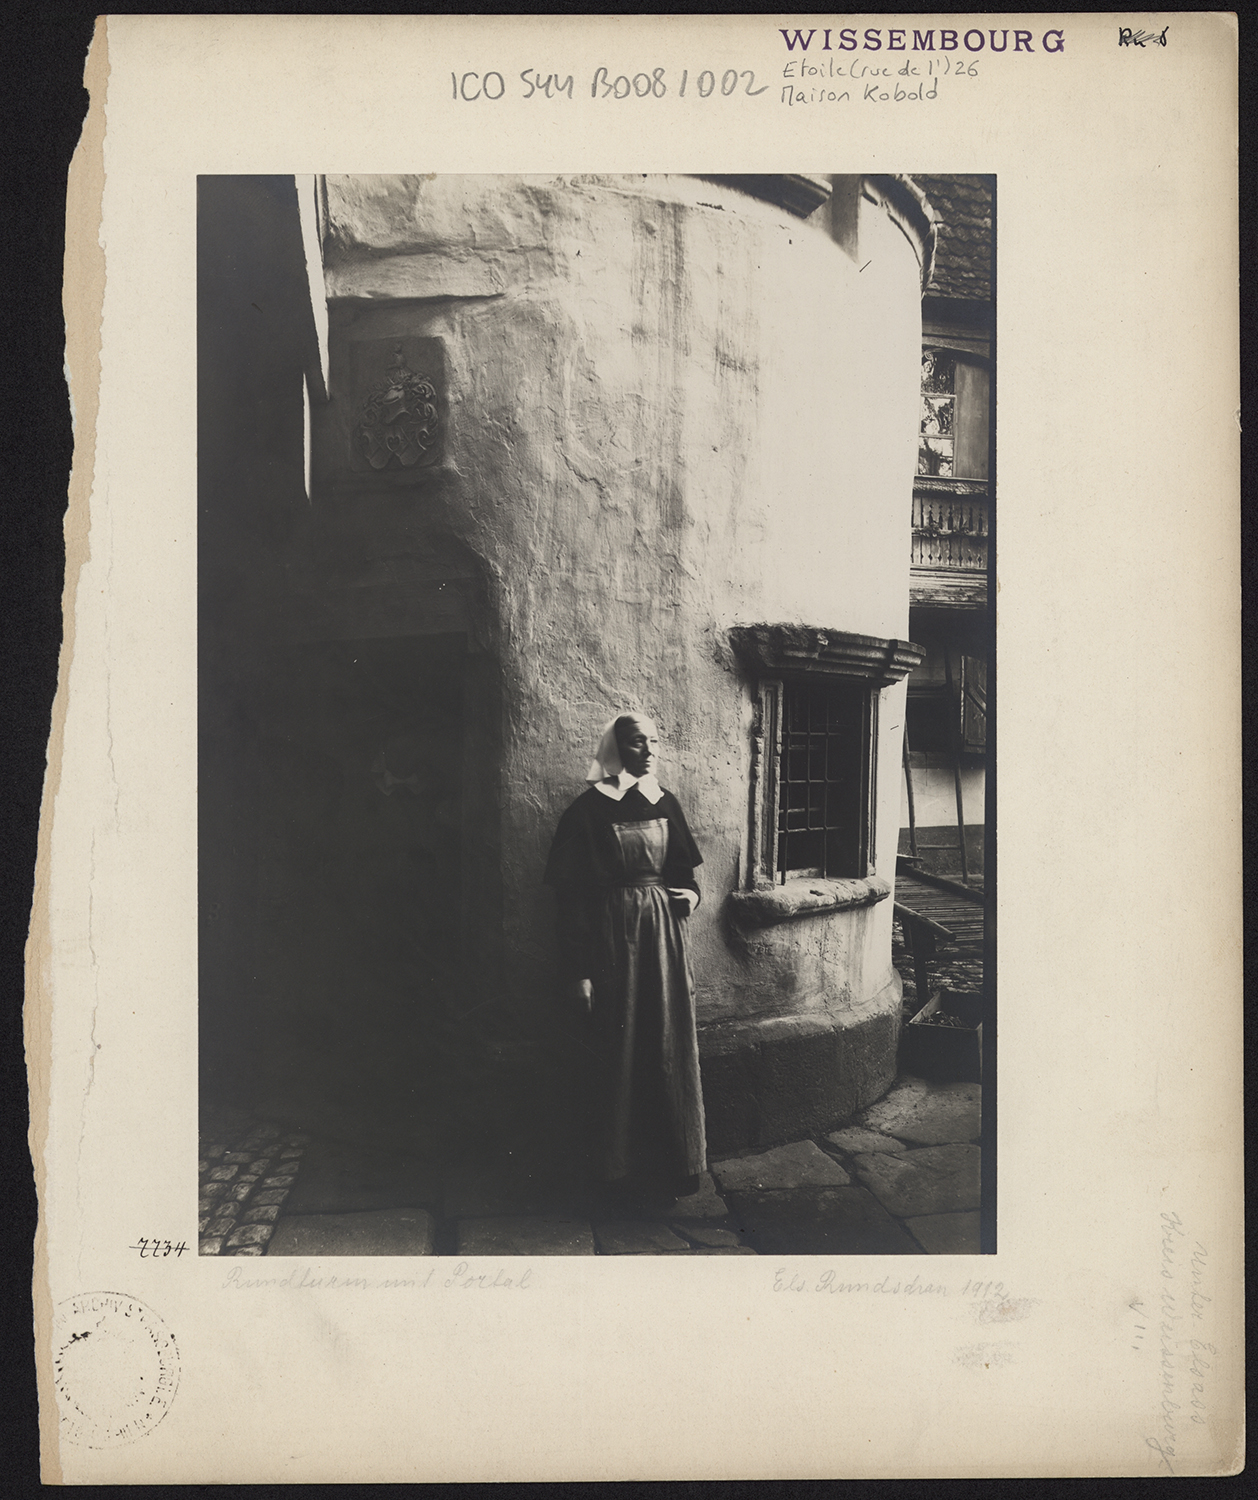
[569,978,594,1015]
[667,888,699,918]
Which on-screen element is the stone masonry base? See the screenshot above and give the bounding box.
[699,972,902,1156]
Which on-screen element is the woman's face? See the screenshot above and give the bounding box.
[616,716,660,778]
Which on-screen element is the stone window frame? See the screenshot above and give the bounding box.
[728,626,924,928]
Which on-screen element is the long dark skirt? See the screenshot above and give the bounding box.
[586,884,706,1184]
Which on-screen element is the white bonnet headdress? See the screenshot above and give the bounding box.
[585,715,626,782]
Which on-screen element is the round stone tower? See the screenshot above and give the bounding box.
[245,173,931,1156]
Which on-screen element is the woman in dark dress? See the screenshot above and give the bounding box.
[544,713,707,1200]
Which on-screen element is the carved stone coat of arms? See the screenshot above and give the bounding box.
[355,346,440,470]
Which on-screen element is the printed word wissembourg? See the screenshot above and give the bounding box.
[779,27,1065,55]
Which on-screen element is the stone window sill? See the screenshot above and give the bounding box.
[726,875,891,929]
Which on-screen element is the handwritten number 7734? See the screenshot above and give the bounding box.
[129,1239,188,1258]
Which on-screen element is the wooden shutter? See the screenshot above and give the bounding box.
[953,360,990,480]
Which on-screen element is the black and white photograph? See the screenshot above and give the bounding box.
[197,172,994,1259]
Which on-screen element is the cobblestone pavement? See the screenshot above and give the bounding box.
[198,1106,310,1256]
[199,1074,982,1257]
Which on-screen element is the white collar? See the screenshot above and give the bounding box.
[592,771,664,804]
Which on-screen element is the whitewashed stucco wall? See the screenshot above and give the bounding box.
[318,173,922,1050]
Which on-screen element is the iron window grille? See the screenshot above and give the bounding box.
[772,681,875,883]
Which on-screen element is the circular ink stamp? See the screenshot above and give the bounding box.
[53,1292,180,1448]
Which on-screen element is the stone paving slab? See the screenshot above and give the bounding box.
[665,1173,730,1220]
[851,1145,981,1218]
[856,1077,981,1146]
[712,1141,851,1194]
[280,1140,441,1215]
[456,1217,595,1256]
[731,1186,919,1257]
[226,1222,275,1250]
[443,1185,559,1219]
[605,1247,758,1255]
[905,1212,981,1255]
[675,1223,743,1249]
[679,1246,759,1255]
[594,1221,690,1254]
[269,1209,437,1257]
[823,1127,908,1157]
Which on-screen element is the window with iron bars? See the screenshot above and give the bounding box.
[774,681,875,881]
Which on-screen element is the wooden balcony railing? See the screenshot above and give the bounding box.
[910,478,989,606]
[911,479,988,571]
